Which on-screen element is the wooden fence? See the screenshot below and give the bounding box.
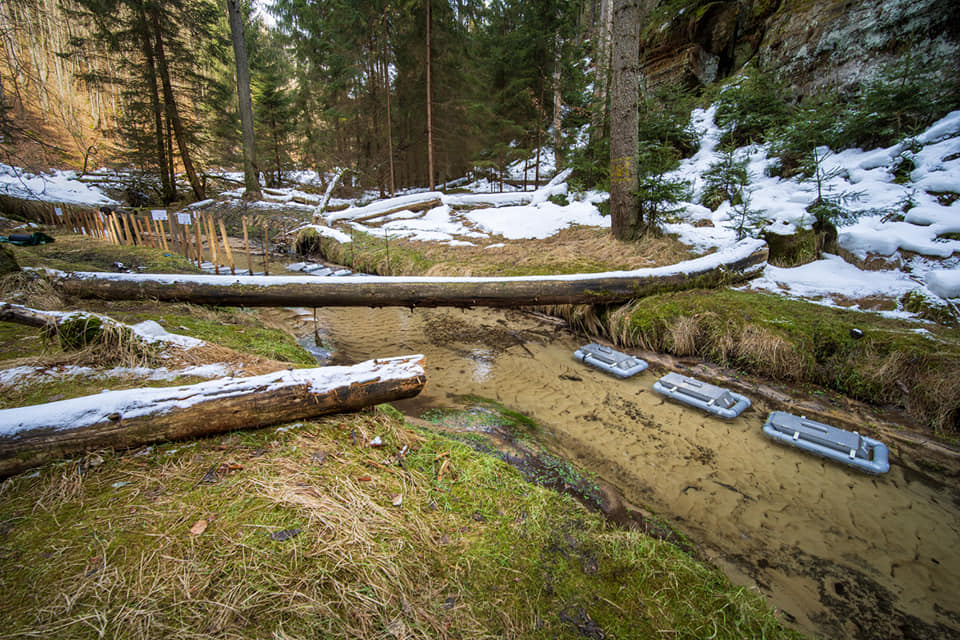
[0,194,269,275]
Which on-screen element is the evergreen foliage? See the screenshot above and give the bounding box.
[701,150,747,211]
[634,144,690,235]
[714,70,792,149]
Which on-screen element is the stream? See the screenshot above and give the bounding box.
[270,304,960,640]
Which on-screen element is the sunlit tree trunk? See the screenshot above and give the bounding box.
[226,0,261,199]
[139,18,174,203]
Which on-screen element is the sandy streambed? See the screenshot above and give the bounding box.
[267,305,960,640]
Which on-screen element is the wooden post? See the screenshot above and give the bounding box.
[262,225,270,275]
[123,212,143,245]
[145,215,159,248]
[134,214,150,247]
[158,217,169,251]
[180,214,193,261]
[204,214,221,274]
[242,215,254,275]
[218,218,236,274]
[168,211,181,254]
[109,214,123,245]
[95,210,106,240]
[83,211,95,238]
[193,212,204,268]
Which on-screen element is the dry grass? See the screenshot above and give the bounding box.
[316,225,693,277]
[666,315,699,356]
[736,324,803,381]
[0,272,67,309]
[0,410,799,639]
[419,227,691,276]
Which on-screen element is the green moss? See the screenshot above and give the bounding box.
[763,228,817,266]
[616,289,960,431]
[0,321,47,361]
[0,408,797,639]
[11,233,201,274]
[121,308,316,365]
[310,228,434,276]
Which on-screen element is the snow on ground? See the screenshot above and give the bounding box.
[4,106,959,319]
[748,254,923,318]
[0,164,118,206]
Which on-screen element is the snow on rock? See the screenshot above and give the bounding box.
[293,224,353,244]
[462,199,604,240]
[927,270,960,300]
[130,320,205,349]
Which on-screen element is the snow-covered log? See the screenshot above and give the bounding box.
[0,355,426,477]
[46,239,769,309]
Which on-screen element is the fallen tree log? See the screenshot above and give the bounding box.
[0,355,425,478]
[46,239,769,309]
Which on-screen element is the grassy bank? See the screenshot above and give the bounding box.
[0,408,799,639]
[554,289,960,434]
[304,225,692,276]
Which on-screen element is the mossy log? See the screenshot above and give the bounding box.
[0,355,426,478]
[49,240,769,308]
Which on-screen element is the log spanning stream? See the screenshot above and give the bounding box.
[268,304,960,640]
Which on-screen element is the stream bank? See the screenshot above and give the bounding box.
[271,303,960,640]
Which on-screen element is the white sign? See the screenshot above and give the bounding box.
[176,212,192,225]
[151,209,168,221]
[54,207,63,217]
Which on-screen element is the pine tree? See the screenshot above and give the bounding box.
[226,0,261,199]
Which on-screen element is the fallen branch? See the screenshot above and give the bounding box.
[45,239,769,309]
[0,355,426,477]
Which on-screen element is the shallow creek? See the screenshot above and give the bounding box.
[269,305,959,639]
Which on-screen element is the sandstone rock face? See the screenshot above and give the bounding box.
[640,0,960,93]
[758,0,960,92]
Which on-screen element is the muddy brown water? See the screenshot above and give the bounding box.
[269,305,960,640]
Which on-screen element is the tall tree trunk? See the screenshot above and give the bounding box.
[149,7,204,200]
[425,0,435,190]
[382,40,395,195]
[590,0,613,139]
[609,0,640,240]
[226,0,262,200]
[271,117,281,185]
[139,20,174,203]
[553,30,563,171]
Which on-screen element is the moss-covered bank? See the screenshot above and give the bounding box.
[0,409,799,639]
[562,289,960,434]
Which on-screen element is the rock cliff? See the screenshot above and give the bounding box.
[640,0,960,94]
